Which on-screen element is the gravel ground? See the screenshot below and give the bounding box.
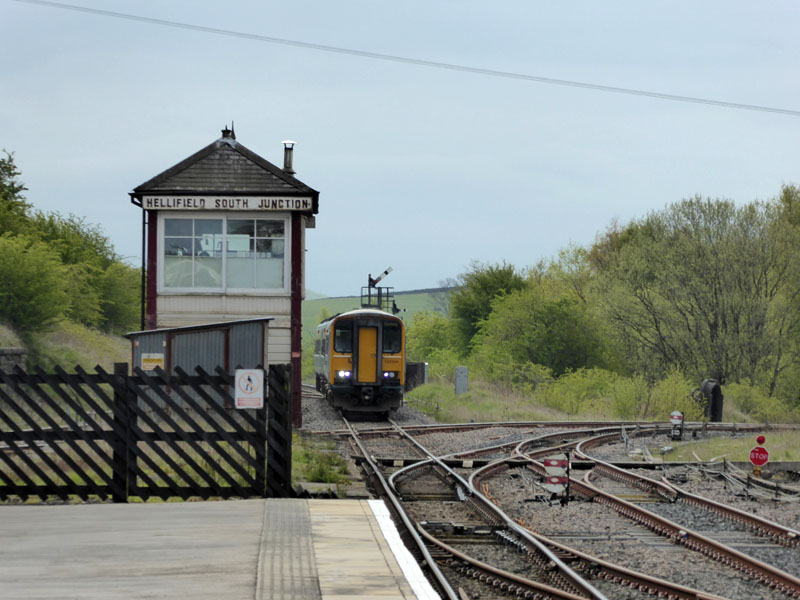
[642,499,800,579]
[356,425,572,460]
[398,468,652,599]
[620,464,800,530]
[302,394,800,597]
[487,469,788,599]
[299,390,435,432]
[587,467,800,580]
[586,431,758,462]
[667,467,800,530]
[413,426,572,458]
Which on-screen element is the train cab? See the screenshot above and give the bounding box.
[314,308,405,414]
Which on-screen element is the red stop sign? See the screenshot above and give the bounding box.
[749,446,769,466]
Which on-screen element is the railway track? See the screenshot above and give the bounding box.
[502,429,800,597]
[343,416,735,598]
[304,387,800,597]
[347,416,610,599]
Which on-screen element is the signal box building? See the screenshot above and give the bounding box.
[129,127,319,425]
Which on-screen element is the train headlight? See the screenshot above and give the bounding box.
[383,371,397,378]
[337,370,351,378]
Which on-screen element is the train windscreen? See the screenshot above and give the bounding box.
[333,322,353,352]
[383,322,402,353]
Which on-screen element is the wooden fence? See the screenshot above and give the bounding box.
[0,363,292,502]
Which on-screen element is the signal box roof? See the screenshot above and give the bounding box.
[130,128,319,214]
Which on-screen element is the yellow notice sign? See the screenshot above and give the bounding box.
[141,353,165,371]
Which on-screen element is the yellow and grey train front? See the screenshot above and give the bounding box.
[314,308,405,414]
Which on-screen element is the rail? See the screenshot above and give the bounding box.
[386,419,609,600]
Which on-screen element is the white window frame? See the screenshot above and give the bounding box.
[157,212,291,295]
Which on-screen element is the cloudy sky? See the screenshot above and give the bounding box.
[2,1,798,296]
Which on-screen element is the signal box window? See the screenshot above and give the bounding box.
[334,322,353,353]
[383,322,402,353]
[161,216,287,291]
[226,218,285,289]
[164,218,223,288]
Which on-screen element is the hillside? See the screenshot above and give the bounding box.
[302,289,447,339]
[0,321,129,372]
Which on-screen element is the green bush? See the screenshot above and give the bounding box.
[425,348,462,383]
[0,234,70,333]
[643,370,701,420]
[98,261,141,333]
[535,368,617,416]
[609,375,650,419]
[468,346,553,394]
[725,381,800,424]
[473,287,613,377]
[724,381,770,415]
[406,311,459,362]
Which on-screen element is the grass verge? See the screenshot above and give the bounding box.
[657,431,800,463]
[292,432,351,496]
[407,381,602,423]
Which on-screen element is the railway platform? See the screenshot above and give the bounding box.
[0,498,439,600]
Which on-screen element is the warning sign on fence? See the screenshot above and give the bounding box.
[235,369,264,409]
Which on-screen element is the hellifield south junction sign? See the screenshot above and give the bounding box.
[142,196,313,211]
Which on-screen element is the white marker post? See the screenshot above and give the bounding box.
[541,453,570,504]
[669,410,684,441]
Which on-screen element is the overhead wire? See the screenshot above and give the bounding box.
[11,0,800,118]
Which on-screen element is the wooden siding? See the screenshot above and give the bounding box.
[157,296,291,363]
[158,295,291,321]
[267,327,291,364]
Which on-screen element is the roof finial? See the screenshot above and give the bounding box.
[221,123,236,140]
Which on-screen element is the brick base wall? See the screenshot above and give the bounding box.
[0,348,26,371]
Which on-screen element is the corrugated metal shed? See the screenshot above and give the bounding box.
[126,317,272,375]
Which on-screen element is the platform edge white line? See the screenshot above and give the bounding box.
[368,498,441,600]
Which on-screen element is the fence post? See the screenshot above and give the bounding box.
[266,364,292,498]
[125,367,138,500]
[111,362,129,503]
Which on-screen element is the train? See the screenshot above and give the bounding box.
[313,307,405,415]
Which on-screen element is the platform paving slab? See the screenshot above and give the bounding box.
[0,499,265,600]
[0,498,437,600]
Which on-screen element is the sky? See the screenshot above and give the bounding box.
[2,1,799,297]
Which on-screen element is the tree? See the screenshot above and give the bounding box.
[0,150,141,334]
[0,234,70,332]
[430,277,457,315]
[596,196,800,391]
[471,285,611,377]
[549,243,593,304]
[0,150,31,235]
[449,261,526,351]
[98,262,141,332]
[406,311,458,361]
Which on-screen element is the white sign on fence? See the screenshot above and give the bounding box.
[235,369,264,409]
[141,353,164,371]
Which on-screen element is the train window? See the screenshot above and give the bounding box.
[383,322,402,353]
[333,322,353,353]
